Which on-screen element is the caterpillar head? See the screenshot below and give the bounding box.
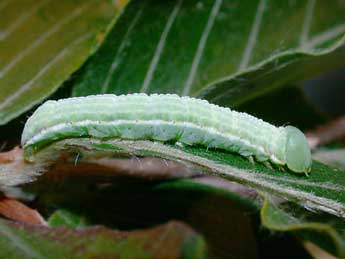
[285,126,312,174]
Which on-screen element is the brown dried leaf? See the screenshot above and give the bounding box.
[0,196,46,225]
[0,146,199,187]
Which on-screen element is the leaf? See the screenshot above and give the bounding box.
[29,175,337,258]
[0,146,43,186]
[48,209,89,228]
[150,179,345,258]
[0,196,46,225]
[238,86,326,131]
[304,242,341,259]
[30,177,259,258]
[261,196,345,258]
[0,0,129,125]
[30,178,258,258]
[0,219,206,259]
[72,0,345,107]
[19,138,345,219]
[0,146,201,187]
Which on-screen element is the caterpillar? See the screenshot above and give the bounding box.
[22,94,312,173]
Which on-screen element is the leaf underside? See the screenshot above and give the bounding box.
[25,138,345,220]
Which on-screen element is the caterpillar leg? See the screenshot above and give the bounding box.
[248,156,255,164]
[175,142,185,148]
[130,155,142,165]
[277,165,285,172]
[263,161,273,170]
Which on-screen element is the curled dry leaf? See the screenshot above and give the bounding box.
[304,241,340,259]
[306,116,345,149]
[0,146,22,164]
[0,146,41,186]
[0,146,199,187]
[0,196,46,225]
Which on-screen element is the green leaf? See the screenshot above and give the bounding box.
[31,177,258,259]
[72,0,345,106]
[0,219,206,259]
[0,0,129,125]
[48,209,90,227]
[30,175,341,258]
[261,196,345,258]
[23,138,345,219]
[238,86,326,131]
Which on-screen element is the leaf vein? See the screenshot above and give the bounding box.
[299,0,316,47]
[0,0,52,41]
[304,23,345,50]
[255,172,344,192]
[0,0,11,12]
[238,0,266,71]
[140,0,183,93]
[0,32,94,110]
[0,223,44,259]
[182,0,222,96]
[101,8,143,93]
[0,2,91,78]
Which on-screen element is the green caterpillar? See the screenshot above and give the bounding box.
[22,94,312,173]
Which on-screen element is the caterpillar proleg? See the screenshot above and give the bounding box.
[22,94,312,173]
